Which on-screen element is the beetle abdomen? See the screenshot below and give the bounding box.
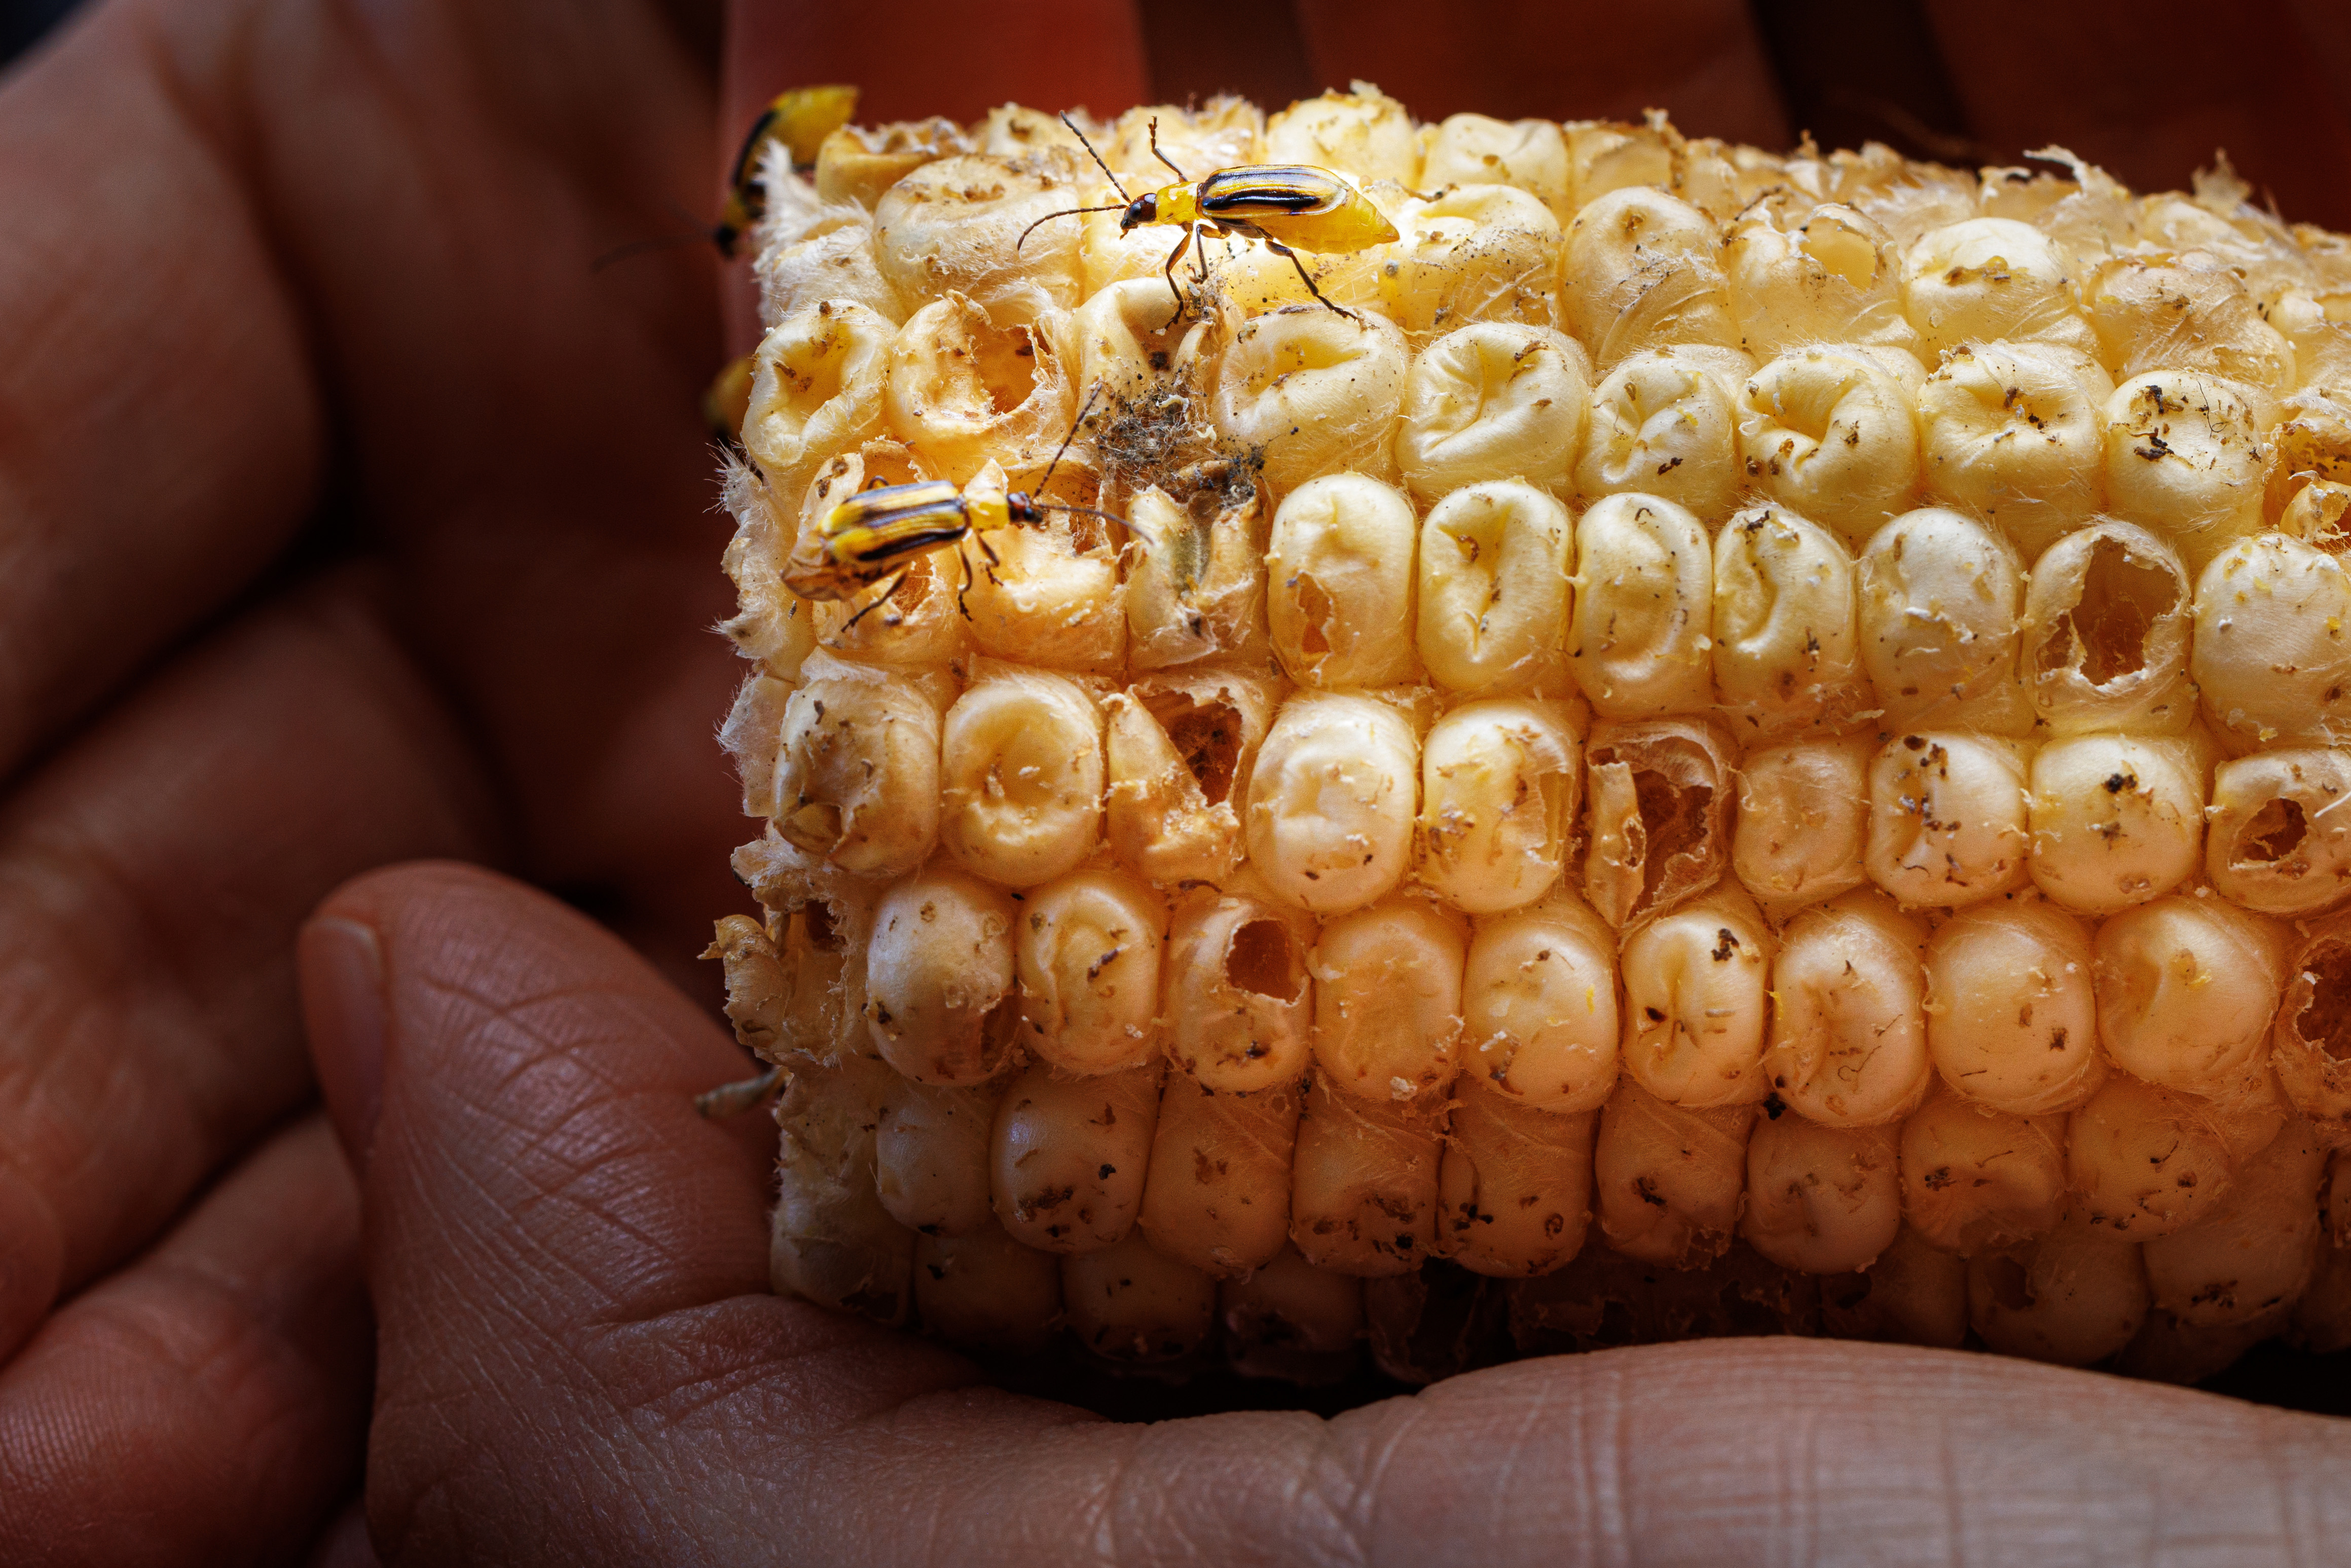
[1195,166,1349,220]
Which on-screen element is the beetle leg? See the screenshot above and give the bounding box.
[1158,223,1196,330]
[1264,236,1357,321]
[842,567,910,633]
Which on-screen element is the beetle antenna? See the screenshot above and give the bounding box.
[1037,382,1105,497]
[1015,203,1128,252]
[1061,112,1132,203]
[593,200,728,272]
[1147,117,1190,183]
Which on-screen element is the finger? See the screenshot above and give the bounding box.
[0,570,496,1361]
[0,0,323,784]
[90,0,743,987]
[791,1338,2351,1566]
[325,865,2351,1566]
[309,862,984,1563]
[0,1115,371,1568]
[1924,0,2351,230]
[304,1498,377,1568]
[1292,0,1792,148]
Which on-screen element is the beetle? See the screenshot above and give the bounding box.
[713,84,859,257]
[1020,114,1398,325]
[782,387,1116,621]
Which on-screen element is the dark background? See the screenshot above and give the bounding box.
[11,0,2351,227]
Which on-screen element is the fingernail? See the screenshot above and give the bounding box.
[299,915,387,1176]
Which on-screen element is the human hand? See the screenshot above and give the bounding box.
[307,858,2351,1564]
[0,0,748,1558]
[9,0,2351,1560]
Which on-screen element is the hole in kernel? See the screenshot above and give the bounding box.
[1244,334,1355,395]
[2234,797,2307,866]
[1633,770,1712,912]
[802,901,842,953]
[967,321,1044,414]
[1799,217,1879,289]
[1984,1252,2034,1312]
[1756,375,1839,444]
[1225,919,1303,1001]
[1293,573,1336,658]
[1156,696,1244,805]
[2040,538,2176,689]
[2296,941,2351,1064]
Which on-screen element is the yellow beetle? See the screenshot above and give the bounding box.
[1023,115,1398,324]
[782,389,1114,613]
[714,85,859,258]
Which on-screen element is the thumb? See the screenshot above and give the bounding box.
[300,862,2351,1568]
[296,861,858,1563]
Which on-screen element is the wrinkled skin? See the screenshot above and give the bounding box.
[0,1,2349,1564]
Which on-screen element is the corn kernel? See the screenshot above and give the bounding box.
[746,298,894,503]
[1567,494,1714,719]
[939,669,1104,889]
[1290,1072,1441,1275]
[1923,897,2103,1114]
[990,1059,1161,1253]
[1395,323,1589,502]
[1763,889,1931,1127]
[1245,691,1418,915]
[2093,894,2289,1097]
[1561,187,1740,368]
[1898,1090,2068,1255]
[1619,887,1772,1108]
[1575,348,1749,522]
[1414,698,1580,913]
[1967,1220,2150,1367]
[1901,217,2095,359]
[1580,717,1736,929]
[1918,343,2114,561]
[1309,897,1466,1104]
[862,867,1019,1085]
[1159,885,1315,1093]
[2027,732,2207,915]
[1457,891,1621,1111]
[2207,749,2351,916]
[1137,1071,1299,1277]
[1710,503,1866,739]
[1014,868,1163,1075]
[1266,473,1419,687]
[1415,482,1575,695]
[1743,1117,1901,1275]
[2018,522,2194,734]
[1592,1079,1754,1269]
[1736,347,1921,548]
[1438,1071,1596,1277]
[1731,734,1875,911]
[1856,507,2033,736]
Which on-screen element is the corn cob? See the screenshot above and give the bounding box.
[712,83,2351,1389]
